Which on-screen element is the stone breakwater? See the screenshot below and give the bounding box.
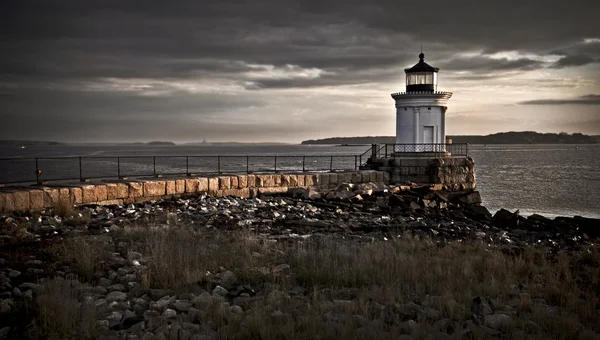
[0,171,389,213]
[1,183,599,339]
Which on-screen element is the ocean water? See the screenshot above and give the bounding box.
[1,143,599,218]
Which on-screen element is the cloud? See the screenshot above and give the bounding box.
[519,94,600,105]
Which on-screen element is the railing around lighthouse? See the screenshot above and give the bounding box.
[364,143,468,160]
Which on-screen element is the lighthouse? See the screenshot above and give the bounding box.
[391,52,452,153]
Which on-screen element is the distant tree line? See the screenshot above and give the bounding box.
[301,132,599,145]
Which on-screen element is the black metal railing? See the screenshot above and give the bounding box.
[0,154,362,186]
[373,143,468,159]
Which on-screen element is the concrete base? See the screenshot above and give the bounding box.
[391,152,451,158]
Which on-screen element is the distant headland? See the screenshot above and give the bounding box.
[301,131,600,145]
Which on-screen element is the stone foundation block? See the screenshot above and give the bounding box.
[281,174,297,187]
[258,187,289,196]
[185,178,200,193]
[319,173,330,186]
[59,188,71,204]
[95,185,108,202]
[70,187,83,205]
[128,182,143,199]
[82,185,97,204]
[144,181,166,197]
[13,191,30,211]
[29,190,44,211]
[328,173,338,186]
[273,175,282,186]
[375,172,384,182]
[296,174,305,187]
[208,177,219,192]
[166,180,176,195]
[237,175,248,188]
[43,188,59,207]
[351,172,362,183]
[230,176,238,188]
[176,179,186,194]
[218,176,231,190]
[197,178,209,192]
[304,175,314,186]
[96,199,124,206]
[0,192,15,213]
[339,172,352,183]
[256,175,274,187]
[106,184,119,200]
[219,188,251,198]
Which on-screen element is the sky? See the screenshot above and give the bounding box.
[1,0,600,143]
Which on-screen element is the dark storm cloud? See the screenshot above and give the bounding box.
[519,94,600,105]
[1,0,600,141]
[550,40,600,68]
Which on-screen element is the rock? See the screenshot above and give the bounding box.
[483,314,514,330]
[453,191,482,206]
[106,291,127,302]
[216,270,237,289]
[162,309,177,319]
[212,285,228,297]
[7,270,21,278]
[192,292,214,309]
[493,209,519,228]
[229,305,243,314]
[173,300,192,312]
[106,311,123,329]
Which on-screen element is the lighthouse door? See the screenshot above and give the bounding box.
[423,126,434,151]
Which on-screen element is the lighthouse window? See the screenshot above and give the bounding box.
[425,73,433,84]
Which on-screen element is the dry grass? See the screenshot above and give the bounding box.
[52,224,600,339]
[51,236,113,282]
[29,277,96,340]
[52,200,76,218]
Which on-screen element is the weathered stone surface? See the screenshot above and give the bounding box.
[0,192,15,213]
[185,178,200,193]
[273,175,282,186]
[29,190,44,210]
[351,172,362,183]
[12,191,30,211]
[361,172,371,182]
[258,187,289,196]
[59,188,71,204]
[296,175,305,187]
[43,188,59,207]
[328,173,338,186]
[106,184,119,200]
[70,187,83,204]
[237,175,248,188]
[369,171,378,183]
[165,181,177,195]
[197,178,208,192]
[281,174,297,187]
[230,176,238,188]
[82,185,97,203]
[375,172,384,182]
[95,185,108,202]
[340,172,353,183]
[128,182,143,199]
[220,188,251,198]
[144,181,166,197]
[319,173,330,186]
[175,179,186,194]
[218,176,231,190]
[208,177,219,193]
[304,175,314,186]
[256,175,274,187]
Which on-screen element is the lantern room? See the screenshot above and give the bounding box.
[405,52,439,93]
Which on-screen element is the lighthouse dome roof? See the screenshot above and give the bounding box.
[405,53,439,73]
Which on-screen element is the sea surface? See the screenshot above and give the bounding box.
[1,144,599,218]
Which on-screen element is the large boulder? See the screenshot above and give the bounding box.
[452,191,482,206]
[493,209,520,229]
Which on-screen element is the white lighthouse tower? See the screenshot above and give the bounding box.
[391,52,452,153]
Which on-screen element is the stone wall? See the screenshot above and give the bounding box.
[0,171,389,213]
[367,156,476,191]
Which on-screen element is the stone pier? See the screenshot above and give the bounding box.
[0,171,389,213]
